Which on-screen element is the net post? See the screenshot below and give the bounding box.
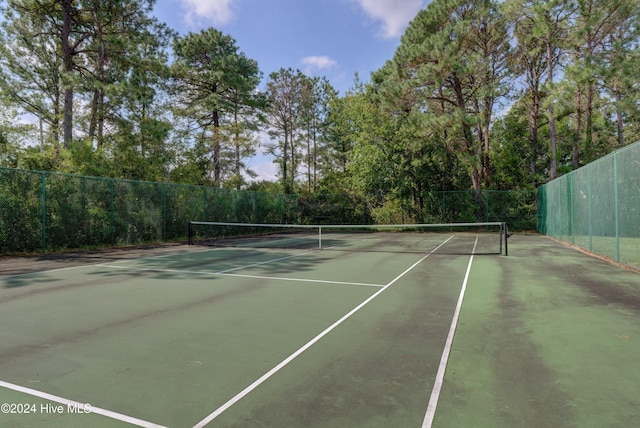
[504,222,509,256]
[318,226,322,250]
[188,221,192,246]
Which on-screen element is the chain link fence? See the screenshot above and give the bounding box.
[537,141,640,270]
[0,168,371,254]
[437,189,537,231]
[0,167,538,254]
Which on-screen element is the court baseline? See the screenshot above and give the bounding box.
[0,380,166,427]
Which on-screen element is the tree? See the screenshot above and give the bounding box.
[264,68,309,193]
[171,28,262,187]
[565,0,640,164]
[0,0,65,147]
[299,76,336,193]
[505,0,550,186]
[378,0,511,219]
[598,14,640,147]
[490,104,539,189]
[0,0,175,176]
[531,0,571,179]
[323,78,366,193]
[0,97,37,167]
[60,0,75,146]
[80,0,174,148]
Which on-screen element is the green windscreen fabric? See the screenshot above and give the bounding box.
[0,168,538,255]
[537,141,640,270]
[0,168,368,253]
[439,189,536,231]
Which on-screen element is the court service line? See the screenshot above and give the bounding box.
[219,272,383,288]
[422,236,479,428]
[0,380,166,428]
[213,251,315,274]
[99,264,384,288]
[192,235,455,428]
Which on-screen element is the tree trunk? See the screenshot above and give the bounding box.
[546,43,558,180]
[615,89,624,146]
[61,0,74,147]
[529,96,540,186]
[212,110,221,186]
[574,86,583,169]
[282,129,289,193]
[233,109,241,190]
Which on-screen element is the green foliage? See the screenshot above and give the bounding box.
[265,68,310,193]
[370,198,408,225]
[171,28,263,188]
[366,0,512,221]
[245,180,284,194]
[0,0,639,229]
[0,167,378,253]
[0,168,43,252]
[491,106,539,189]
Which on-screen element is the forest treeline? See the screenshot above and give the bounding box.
[1,0,638,222]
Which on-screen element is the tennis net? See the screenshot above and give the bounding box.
[188,221,509,255]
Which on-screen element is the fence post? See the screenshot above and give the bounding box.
[329,193,342,224]
[41,172,46,252]
[485,191,489,222]
[203,186,207,221]
[587,164,592,251]
[162,183,167,242]
[614,152,620,263]
[110,178,115,245]
[568,177,574,245]
[233,189,238,222]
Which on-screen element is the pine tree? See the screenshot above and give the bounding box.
[171,28,262,187]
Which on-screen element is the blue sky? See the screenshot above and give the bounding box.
[152,0,428,94]
[151,0,429,180]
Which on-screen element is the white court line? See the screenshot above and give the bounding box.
[191,235,454,428]
[422,236,479,428]
[100,245,384,287]
[213,251,315,274]
[219,272,383,288]
[0,380,166,428]
[99,264,384,288]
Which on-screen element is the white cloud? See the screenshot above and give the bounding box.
[247,155,279,182]
[181,0,235,26]
[354,0,425,38]
[300,55,338,74]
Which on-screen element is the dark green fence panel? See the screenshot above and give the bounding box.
[537,141,640,270]
[439,190,537,230]
[45,174,114,250]
[112,180,164,245]
[0,169,43,253]
[165,183,207,241]
[0,166,538,254]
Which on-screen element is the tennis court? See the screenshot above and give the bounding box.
[1,226,639,428]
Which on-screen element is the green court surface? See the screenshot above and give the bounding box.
[1,234,639,427]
